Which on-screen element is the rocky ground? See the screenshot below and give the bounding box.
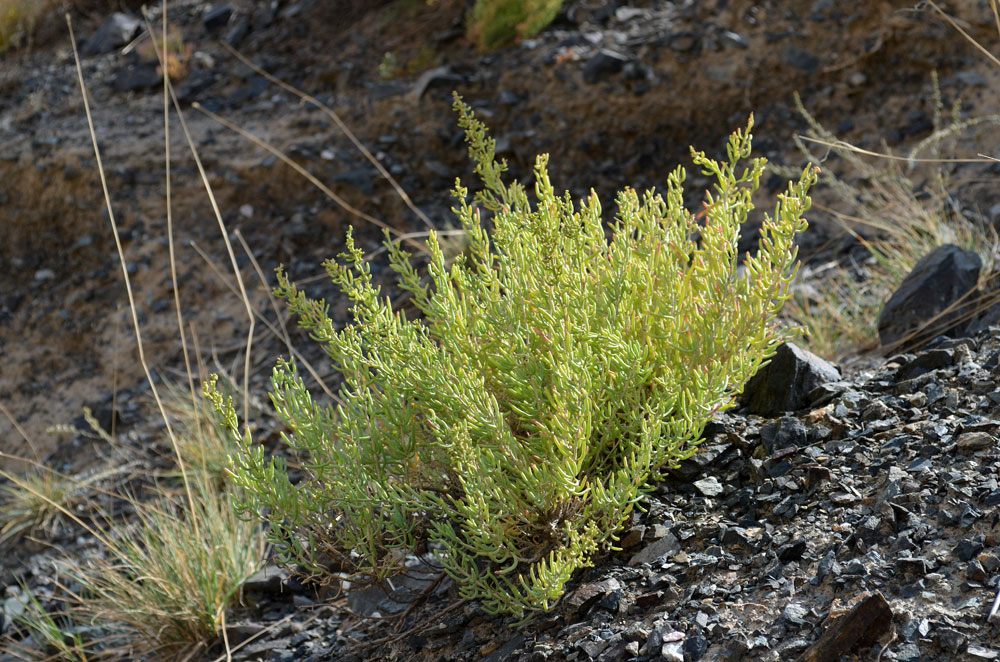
[217,332,1000,662]
[2,0,1000,660]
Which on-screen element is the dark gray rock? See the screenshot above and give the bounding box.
[760,416,808,453]
[177,68,216,102]
[568,578,622,614]
[742,343,840,415]
[113,63,162,92]
[895,643,923,662]
[578,636,610,659]
[225,18,252,47]
[778,540,807,563]
[345,554,443,617]
[203,4,234,31]
[629,529,681,566]
[878,244,981,351]
[954,538,984,562]
[807,380,851,407]
[82,12,141,55]
[781,46,819,73]
[410,66,463,101]
[684,634,709,660]
[896,348,954,380]
[483,634,526,662]
[243,564,307,595]
[670,442,731,481]
[582,50,630,83]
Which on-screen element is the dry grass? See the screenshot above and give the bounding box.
[65,476,266,658]
[1,390,266,659]
[783,80,1000,360]
[0,466,86,545]
[2,472,266,659]
[781,0,1000,361]
[0,2,414,655]
[161,378,240,487]
[0,443,131,548]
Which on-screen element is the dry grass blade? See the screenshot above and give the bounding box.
[159,0,199,429]
[161,379,237,484]
[0,399,39,461]
[798,135,996,165]
[783,83,1000,359]
[222,42,437,231]
[233,229,296,366]
[141,8,255,434]
[66,13,200,532]
[927,0,1000,68]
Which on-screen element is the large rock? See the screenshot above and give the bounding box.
[82,13,141,56]
[877,244,980,351]
[741,342,840,415]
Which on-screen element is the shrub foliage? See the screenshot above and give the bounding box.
[218,95,818,617]
[467,0,563,52]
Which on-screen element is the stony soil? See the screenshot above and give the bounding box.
[2,0,1000,660]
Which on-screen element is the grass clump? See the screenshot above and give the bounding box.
[4,477,264,659]
[219,94,817,618]
[65,476,265,657]
[1,397,265,658]
[0,454,124,547]
[0,468,85,545]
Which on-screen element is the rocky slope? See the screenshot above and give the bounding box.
[219,331,1000,662]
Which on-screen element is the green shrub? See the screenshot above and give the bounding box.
[218,94,817,617]
[468,0,563,52]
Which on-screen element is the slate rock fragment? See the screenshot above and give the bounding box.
[243,564,291,594]
[582,50,630,83]
[895,347,955,380]
[799,593,893,662]
[114,63,162,92]
[760,415,808,453]
[629,528,681,566]
[568,578,621,615]
[742,343,840,415]
[878,244,981,351]
[781,46,819,73]
[82,12,141,55]
[203,4,234,31]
